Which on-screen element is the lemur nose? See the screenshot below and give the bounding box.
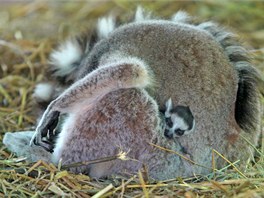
[174,129,185,136]
[164,129,173,139]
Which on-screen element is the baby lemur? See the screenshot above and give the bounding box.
[24,8,261,179]
[163,98,195,139]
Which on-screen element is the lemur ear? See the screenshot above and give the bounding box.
[165,98,173,112]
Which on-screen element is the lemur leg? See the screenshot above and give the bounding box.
[30,57,152,146]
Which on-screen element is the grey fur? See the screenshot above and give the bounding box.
[3,131,52,162]
[20,10,262,179]
[197,21,262,134]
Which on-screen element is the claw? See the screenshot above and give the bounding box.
[47,130,50,140]
[52,128,56,136]
[29,111,60,148]
[37,139,54,152]
[44,111,60,137]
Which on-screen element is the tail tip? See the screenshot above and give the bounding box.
[50,39,82,77]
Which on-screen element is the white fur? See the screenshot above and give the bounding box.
[166,114,193,137]
[164,98,195,137]
[171,11,191,23]
[52,114,76,164]
[171,114,188,131]
[50,39,82,77]
[33,83,54,102]
[97,16,115,39]
[134,6,152,22]
[165,98,173,117]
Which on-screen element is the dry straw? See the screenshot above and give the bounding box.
[1,1,264,197]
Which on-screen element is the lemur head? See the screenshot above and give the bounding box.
[164,98,195,139]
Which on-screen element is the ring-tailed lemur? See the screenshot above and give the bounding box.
[163,98,195,139]
[24,8,262,179]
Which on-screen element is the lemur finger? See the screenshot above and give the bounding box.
[37,139,54,152]
[45,111,60,142]
[31,130,54,152]
[30,129,42,146]
[38,111,60,138]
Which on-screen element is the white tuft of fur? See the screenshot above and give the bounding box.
[52,114,77,164]
[33,83,54,102]
[134,6,152,22]
[97,16,115,39]
[50,39,82,77]
[171,11,191,23]
[165,98,173,117]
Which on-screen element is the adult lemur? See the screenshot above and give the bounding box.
[27,8,261,179]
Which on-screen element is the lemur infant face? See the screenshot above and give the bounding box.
[164,98,195,139]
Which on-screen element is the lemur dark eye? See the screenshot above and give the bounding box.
[165,118,173,128]
[174,129,184,136]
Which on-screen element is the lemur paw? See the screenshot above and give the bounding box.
[30,109,60,152]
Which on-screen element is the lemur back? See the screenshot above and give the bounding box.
[32,9,262,179]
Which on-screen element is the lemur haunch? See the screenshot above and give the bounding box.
[29,8,262,179]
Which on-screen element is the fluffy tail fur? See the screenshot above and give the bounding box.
[170,11,262,133]
[196,21,261,133]
[34,16,116,105]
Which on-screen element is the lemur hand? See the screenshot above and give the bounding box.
[30,102,60,152]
